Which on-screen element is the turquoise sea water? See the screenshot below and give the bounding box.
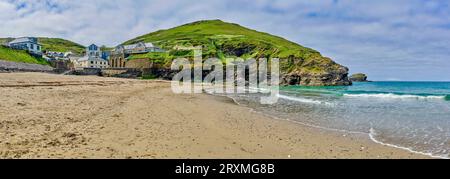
[223,82,450,158]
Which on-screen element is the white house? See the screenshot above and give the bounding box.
[46,51,65,58]
[112,42,164,55]
[7,37,42,55]
[75,57,109,69]
[73,44,109,69]
[109,42,164,68]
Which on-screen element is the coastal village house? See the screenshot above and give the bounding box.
[72,44,109,70]
[44,51,76,62]
[7,37,42,55]
[110,42,164,68]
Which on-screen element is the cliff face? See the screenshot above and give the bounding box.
[279,55,351,86]
[282,67,351,86]
[123,20,352,86]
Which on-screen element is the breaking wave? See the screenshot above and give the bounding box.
[344,93,447,100]
[276,94,333,105]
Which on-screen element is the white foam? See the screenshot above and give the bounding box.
[277,94,333,105]
[344,93,445,100]
[210,92,449,159]
[368,128,449,159]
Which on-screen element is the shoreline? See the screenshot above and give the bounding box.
[0,73,430,159]
[230,95,443,159]
[211,93,442,159]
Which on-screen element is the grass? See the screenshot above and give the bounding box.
[122,19,344,74]
[1,37,85,55]
[37,37,85,55]
[0,46,50,65]
[129,52,173,66]
[0,38,13,45]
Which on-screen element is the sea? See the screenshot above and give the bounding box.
[213,81,450,159]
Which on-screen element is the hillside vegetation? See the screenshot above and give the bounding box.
[0,38,13,45]
[124,20,341,72]
[123,20,351,86]
[0,46,49,65]
[1,37,85,55]
[37,37,85,54]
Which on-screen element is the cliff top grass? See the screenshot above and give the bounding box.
[1,37,85,55]
[37,37,85,55]
[123,20,344,74]
[0,46,50,65]
[0,38,13,45]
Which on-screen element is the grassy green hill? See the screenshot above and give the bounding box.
[124,20,319,59]
[1,37,85,55]
[37,37,85,54]
[0,46,50,65]
[122,20,351,85]
[123,20,345,73]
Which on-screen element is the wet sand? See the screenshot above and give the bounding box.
[0,73,428,158]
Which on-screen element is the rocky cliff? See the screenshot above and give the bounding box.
[349,73,369,82]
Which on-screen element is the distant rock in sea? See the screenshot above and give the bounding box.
[349,73,370,82]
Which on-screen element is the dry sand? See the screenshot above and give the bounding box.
[0,73,428,159]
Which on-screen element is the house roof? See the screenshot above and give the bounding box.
[144,43,155,48]
[123,44,138,50]
[112,42,161,54]
[8,37,38,44]
[121,42,157,50]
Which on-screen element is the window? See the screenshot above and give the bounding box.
[30,44,34,50]
[91,61,94,64]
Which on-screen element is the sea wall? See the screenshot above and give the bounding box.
[0,59,54,73]
[50,60,73,73]
[67,68,102,76]
[101,68,143,78]
[125,58,153,69]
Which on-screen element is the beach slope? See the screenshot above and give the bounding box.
[0,73,427,158]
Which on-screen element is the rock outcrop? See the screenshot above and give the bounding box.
[282,66,352,86]
[279,55,352,86]
[349,73,369,82]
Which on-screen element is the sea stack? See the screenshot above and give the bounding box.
[349,73,369,82]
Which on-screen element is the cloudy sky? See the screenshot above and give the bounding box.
[1,0,449,81]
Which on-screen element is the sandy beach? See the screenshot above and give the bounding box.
[0,73,428,159]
